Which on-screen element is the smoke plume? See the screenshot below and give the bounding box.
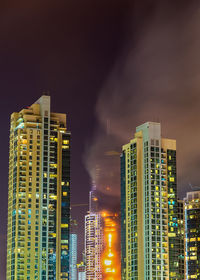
[85,1,200,199]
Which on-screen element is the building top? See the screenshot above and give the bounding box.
[34,94,50,106]
[77,262,86,269]
[184,191,200,202]
[70,219,78,234]
[11,95,68,129]
[122,121,176,151]
[136,122,161,141]
[89,190,99,213]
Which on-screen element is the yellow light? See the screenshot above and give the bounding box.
[61,224,68,228]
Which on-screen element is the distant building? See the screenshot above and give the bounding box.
[184,191,200,279]
[77,262,86,280]
[70,220,78,280]
[121,122,180,280]
[85,190,103,280]
[6,96,71,280]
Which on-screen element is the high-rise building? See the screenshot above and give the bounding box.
[101,212,121,279]
[77,262,86,280]
[184,191,200,279]
[121,122,179,280]
[69,220,78,280]
[85,190,103,280]
[7,95,71,280]
[177,200,185,279]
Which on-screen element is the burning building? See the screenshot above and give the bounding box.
[101,212,121,280]
[85,188,121,280]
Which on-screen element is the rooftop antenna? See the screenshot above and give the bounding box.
[189,183,200,190]
[42,90,50,96]
[91,180,96,191]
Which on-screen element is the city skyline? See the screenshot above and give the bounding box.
[4,111,200,279]
[2,1,200,279]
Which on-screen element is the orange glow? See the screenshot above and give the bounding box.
[106,186,111,191]
[101,211,121,280]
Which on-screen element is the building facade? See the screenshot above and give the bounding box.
[69,220,78,280]
[102,212,121,279]
[121,122,179,280]
[77,263,86,280]
[7,95,71,280]
[85,190,103,280]
[177,200,185,279]
[184,191,200,280]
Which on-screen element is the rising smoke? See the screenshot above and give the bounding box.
[85,1,200,199]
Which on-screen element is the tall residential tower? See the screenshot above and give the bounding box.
[7,96,71,280]
[121,122,179,280]
[184,191,200,279]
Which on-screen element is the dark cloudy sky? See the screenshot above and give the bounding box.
[1,1,200,278]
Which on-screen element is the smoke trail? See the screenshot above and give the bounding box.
[85,1,200,198]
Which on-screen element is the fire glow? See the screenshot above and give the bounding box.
[101,212,121,280]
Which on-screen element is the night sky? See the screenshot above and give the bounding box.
[1,1,200,279]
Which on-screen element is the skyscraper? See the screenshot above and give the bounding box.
[85,190,103,280]
[184,191,200,279]
[7,95,71,280]
[69,220,78,280]
[121,122,179,280]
